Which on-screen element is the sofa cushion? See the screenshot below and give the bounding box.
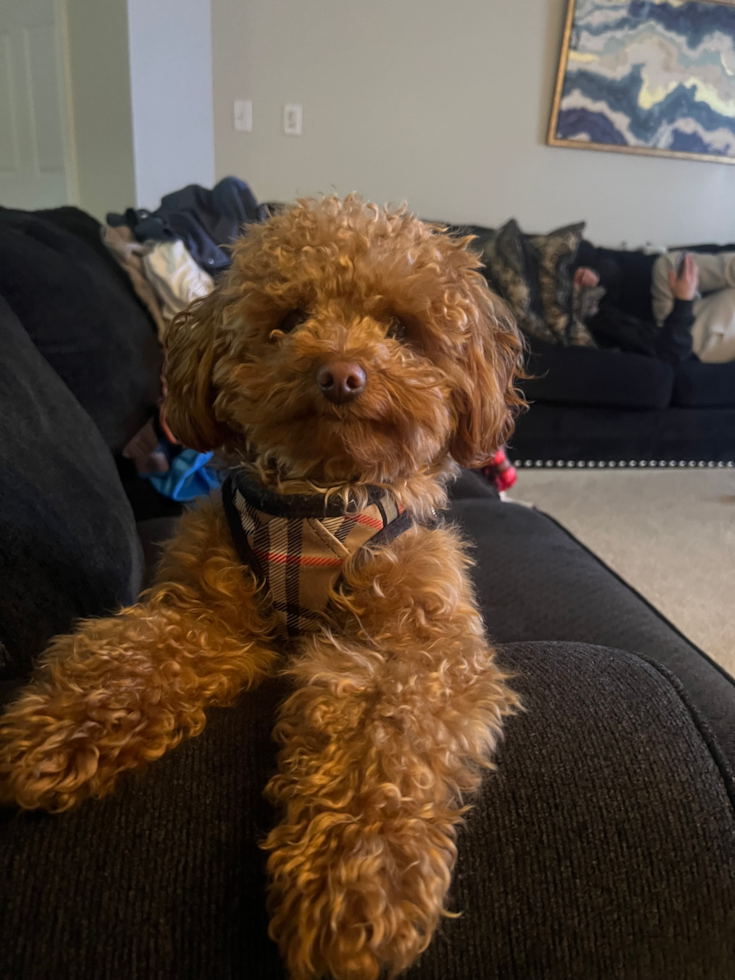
[449,467,500,501]
[523,341,675,409]
[451,497,735,760]
[32,205,145,294]
[1,640,733,980]
[673,359,735,408]
[0,209,162,453]
[528,221,594,346]
[509,401,735,466]
[479,219,552,343]
[0,297,143,679]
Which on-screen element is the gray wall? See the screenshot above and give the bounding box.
[65,0,136,220]
[211,0,735,247]
[127,0,215,209]
[64,0,215,219]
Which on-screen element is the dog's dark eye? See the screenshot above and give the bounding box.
[387,318,408,342]
[278,309,308,333]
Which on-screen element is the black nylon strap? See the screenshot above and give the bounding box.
[227,468,388,519]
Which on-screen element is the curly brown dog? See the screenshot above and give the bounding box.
[0,196,524,980]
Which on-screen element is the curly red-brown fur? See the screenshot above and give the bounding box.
[0,195,525,979]
[164,195,524,514]
[0,498,279,812]
[263,522,518,980]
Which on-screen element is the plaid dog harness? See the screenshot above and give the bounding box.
[222,470,413,636]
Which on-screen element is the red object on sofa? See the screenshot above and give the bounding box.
[482,448,517,492]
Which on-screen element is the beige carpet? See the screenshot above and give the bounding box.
[506,469,735,677]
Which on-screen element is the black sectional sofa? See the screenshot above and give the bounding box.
[1,207,734,980]
[510,240,735,469]
[444,222,735,469]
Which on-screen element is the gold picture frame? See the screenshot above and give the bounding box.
[548,0,735,165]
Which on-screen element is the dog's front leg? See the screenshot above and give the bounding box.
[264,524,518,980]
[0,499,278,813]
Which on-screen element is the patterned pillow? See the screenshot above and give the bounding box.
[528,222,595,346]
[480,219,555,343]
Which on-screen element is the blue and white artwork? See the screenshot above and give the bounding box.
[550,0,735,161]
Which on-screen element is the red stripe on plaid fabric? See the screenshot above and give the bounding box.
[353,512,384,530]
[252,548,343,568]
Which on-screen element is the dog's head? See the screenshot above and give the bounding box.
[164,196,524,488]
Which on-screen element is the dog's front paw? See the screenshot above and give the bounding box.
[265,809,457,980]
[0,712,99,813]
[0,684,132,812]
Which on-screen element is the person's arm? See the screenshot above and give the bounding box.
[656,254,698,363]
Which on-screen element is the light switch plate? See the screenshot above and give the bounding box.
[234,99,252,132]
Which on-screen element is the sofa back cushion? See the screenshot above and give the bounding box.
[0,209,162,454]
[0,297,143,679]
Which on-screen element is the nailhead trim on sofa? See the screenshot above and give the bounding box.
[512,459,735,469]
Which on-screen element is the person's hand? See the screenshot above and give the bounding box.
[668,253,699,301]
[574,267,600,290]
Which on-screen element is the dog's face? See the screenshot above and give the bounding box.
[164,196,523,485]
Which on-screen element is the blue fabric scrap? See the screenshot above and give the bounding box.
[146,448,224,502]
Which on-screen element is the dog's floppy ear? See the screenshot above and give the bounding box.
[162,291,232,452]
[448,275,526,468]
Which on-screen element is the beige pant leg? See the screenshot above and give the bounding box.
[652,251,735,325]
[691,287,735,363]
[693,252,735,293]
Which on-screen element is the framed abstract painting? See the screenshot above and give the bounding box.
[548,0,735,163]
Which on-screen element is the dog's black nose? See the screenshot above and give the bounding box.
[316,361,366,404]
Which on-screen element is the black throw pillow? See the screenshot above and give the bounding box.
[0,210,162,453]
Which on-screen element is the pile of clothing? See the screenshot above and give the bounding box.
[105,176,267,342]
[107,177,267,501]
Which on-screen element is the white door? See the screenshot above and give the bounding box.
[0,0,75,209]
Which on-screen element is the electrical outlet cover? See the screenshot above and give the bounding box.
[283,104,302,136]
[234,100,252,132]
